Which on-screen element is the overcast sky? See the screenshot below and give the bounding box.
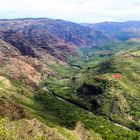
[0,0,140,23]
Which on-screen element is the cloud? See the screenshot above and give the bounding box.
[0,0,140,23]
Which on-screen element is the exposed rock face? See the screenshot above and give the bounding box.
[0,58,41,86]
[0,39,40,86]
[0,18,110,62]
[0,18,109,86]
[0,38,60,86]
[0,35,66,86]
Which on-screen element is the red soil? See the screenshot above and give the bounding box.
[112,74,122,80]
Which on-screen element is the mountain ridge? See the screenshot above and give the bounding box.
[87,21,140,41]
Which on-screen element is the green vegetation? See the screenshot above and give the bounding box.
[1,40,140,139]
[44,42,140,139]
[34,89,140,139]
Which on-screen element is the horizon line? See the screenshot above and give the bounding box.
[0,17,140,24]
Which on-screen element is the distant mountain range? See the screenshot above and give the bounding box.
[85,21,140,41]
[1,19,140,62]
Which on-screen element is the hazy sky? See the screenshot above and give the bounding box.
[0,0,140,23]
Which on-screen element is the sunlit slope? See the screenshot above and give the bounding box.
[0,71,103,140]
[70,49,140,130]
[0,60,139,139]
[0,38,102,140]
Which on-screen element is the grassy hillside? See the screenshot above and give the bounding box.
[0,38,103,139]
[51,48,140,130]
[0,52,140,139]
[66,41,140,69]
[0,72,104,140]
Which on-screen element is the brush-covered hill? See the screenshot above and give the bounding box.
[55,48,140,130]
[42,40,140,139]
[0,39,136,139]
[0,37,104,140]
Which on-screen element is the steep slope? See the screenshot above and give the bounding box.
[46,40,140,132]
[0,117,102,140]
[0,18,110,61]
[68,49,140,130]
[0,39,40,86]
[0,38,66,86]
[0,38,139,139]
[0,38,104,140]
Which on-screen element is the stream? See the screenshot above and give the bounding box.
[113,123,131,131]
